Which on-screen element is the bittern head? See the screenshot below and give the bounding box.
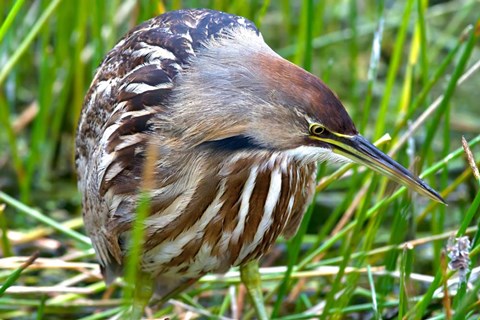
[172,28,444,203]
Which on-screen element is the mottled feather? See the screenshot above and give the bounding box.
[75,8,351,294]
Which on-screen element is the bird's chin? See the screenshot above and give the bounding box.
[284,145,352,165]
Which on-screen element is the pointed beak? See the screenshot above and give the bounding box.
[327,134,445,204]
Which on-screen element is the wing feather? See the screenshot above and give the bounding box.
[75,9,258,273]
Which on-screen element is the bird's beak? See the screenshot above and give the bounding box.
[325,134,445,204]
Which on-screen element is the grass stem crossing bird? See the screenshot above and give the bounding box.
[75,8,444,316]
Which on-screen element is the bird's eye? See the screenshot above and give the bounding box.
[309,124,325,136]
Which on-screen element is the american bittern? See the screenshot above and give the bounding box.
[75,8,444,313]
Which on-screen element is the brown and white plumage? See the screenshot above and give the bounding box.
[76,8,443,294]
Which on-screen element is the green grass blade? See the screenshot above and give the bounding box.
[271,204,315,317]
[0,0,63,86]
[0,252,38,296]
[366,265,380,320]
[361,1,384,132]
[0,191,91,245]
[374,0,414,139]
[398,244,413,318]
[0,0,26,43]
[420,26,476,165]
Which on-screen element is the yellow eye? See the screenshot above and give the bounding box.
[309,124,325,136]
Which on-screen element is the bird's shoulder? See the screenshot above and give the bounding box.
[78,9,259,155]
[87,8,259,109]
[76,9,259,197]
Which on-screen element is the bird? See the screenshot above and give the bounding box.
[75,8,444,307]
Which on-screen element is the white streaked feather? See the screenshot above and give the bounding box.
[265,153,278,169]
[181,30,193,42]
[95,79,115,96]
[123,82,173,94]
[97,151,116,187]
[131,43,177,61]
[263,167,282,221]
[217,231,232,256]
[236,164,282,263]
[231,165,258,243]
[112,38,125,50]
[287,194,295,216]
[123,62,163,78]
[119,109,156,120]
[104,162,124,183]
[187,244,220,277]
[110,101,127,117]
[144,181,226,267]
[113,133,145,151]
[144,189,196,230]
[100,123,121,145]
[284,146,351,165]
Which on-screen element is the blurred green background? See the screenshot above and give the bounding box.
[1,0,480,319]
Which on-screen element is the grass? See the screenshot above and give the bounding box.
[1,0,480,319]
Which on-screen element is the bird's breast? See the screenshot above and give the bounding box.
[141,152,317,279]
